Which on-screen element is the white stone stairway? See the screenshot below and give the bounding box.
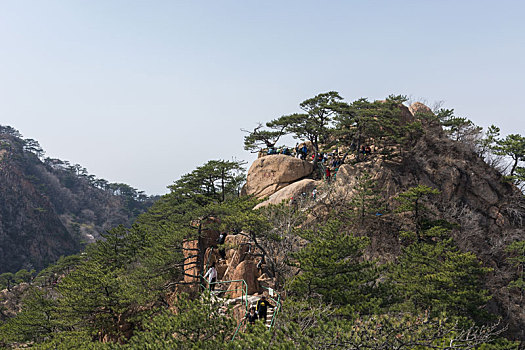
[265,307,275,328]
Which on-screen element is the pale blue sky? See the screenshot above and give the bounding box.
[1,1,524,194]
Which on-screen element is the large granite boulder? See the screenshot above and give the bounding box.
[408,102,444,133]
[408,102,433,117]
[244,155,314,198]
[254,179,320,209]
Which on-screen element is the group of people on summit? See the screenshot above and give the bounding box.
[264,143,373,183]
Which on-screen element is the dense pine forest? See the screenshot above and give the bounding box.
[1,93,525,349]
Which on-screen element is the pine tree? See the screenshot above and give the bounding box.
[290,220,380,315]
[494,133,525,185]
[242,123,286,153]
[267,91,342,166]
[0,288,63,344]
[391,185,491,321]
[349,171,385,224]
[477,124,500,157]
[506,240,525,301]
[14,269,32,284]
[332,95,421,161]
[394,185,440,242]
[0,273,14,291]
[125,292,236,349]
[389,231,492,322]
[167,159,246,206]
[438,109,482,143]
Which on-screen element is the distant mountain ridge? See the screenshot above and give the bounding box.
[0,125,156,273]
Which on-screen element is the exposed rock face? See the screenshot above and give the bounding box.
[195,230,263,298]
[222,234,251,279]
[408,102,444,133]
[182,240,200,286]
[334,162,378,189]
[397,103,415,124]
[176,101,525,339]
[0,151,80,273]
[228,260,259,298]
[0,283,30,321]
[244,155,314,198]
[254,179,320,209]
[403,135,525,338]
[408,102,433,116]
[241,103,525,338]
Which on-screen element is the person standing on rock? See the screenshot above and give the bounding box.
[204,262,217,291]
[256,296,274,323]
[301,144,308,160]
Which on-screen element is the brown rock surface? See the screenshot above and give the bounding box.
[408,102,443,133]
[244,155,314,198]
[222,234,251,281]
[224,233,250,247]
[254,179,320,209]
[398,103,415,124]
[227,260,260,298]
[182,240,200,285]
[257,273,275,290]
[408,102,433,116]
[0,283,30,320]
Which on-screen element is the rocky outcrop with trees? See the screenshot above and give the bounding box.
[1,93,525,348]
[241,93,525,341]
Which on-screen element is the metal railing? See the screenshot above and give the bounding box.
[200,246,251,340]
[200,247,282,338]
[200,275,249,341]
[232,317,246,341]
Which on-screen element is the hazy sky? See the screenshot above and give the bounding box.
[1,1,524,194]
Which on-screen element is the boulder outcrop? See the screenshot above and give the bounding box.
[254,179,320,209]
[244,154,314,198]
[196,230,265,300]
[228,260,260,298]
[408,102,433,116]
[397,103,415,124]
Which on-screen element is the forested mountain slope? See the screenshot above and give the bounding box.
[0,126,156,273]
[1,94,525,349]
